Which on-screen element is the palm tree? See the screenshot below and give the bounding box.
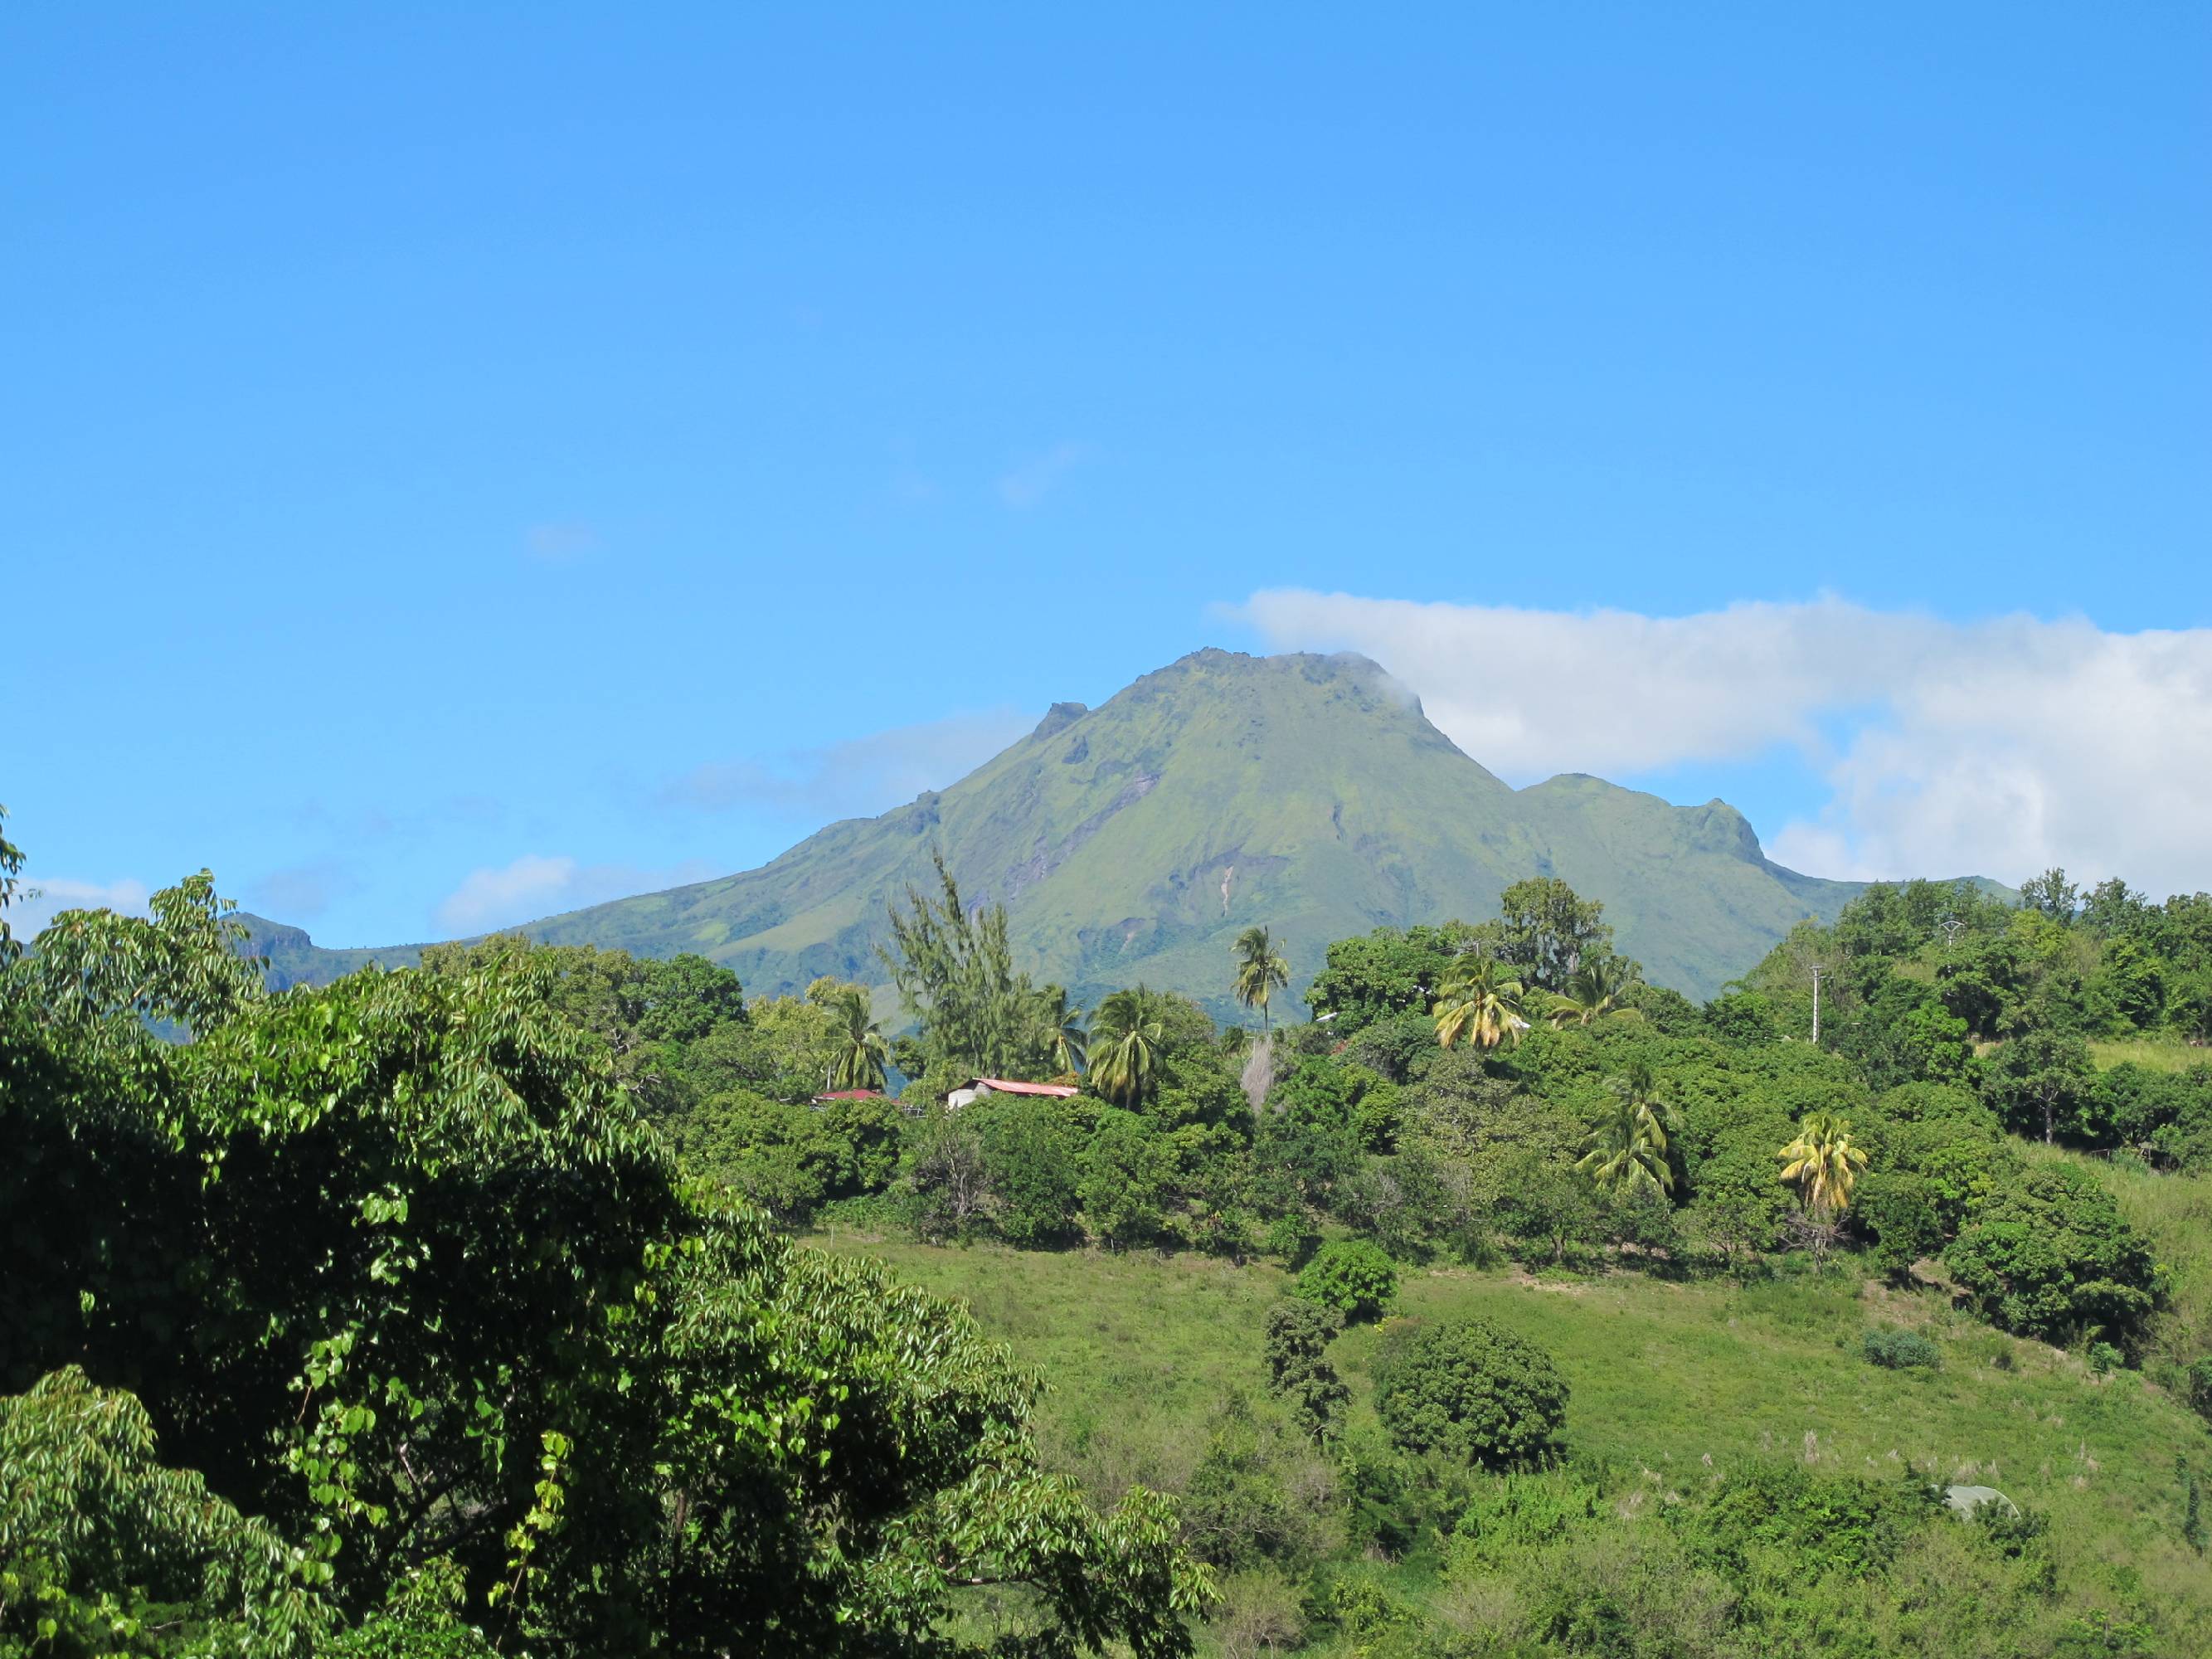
[1431,956,1529,1052]
[1576,1065,1675,1195]
[826,986,889,1091]
[1547,956,1643,1029]
[1232,925,1291,1034]
[1090,985,1166,1107]
[1031,983,1088,1076]
[1777,1113,1869,1219]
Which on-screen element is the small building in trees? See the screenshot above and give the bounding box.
[945,1077,1080,1111]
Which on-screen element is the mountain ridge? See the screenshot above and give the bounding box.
[242,648,1963,1011]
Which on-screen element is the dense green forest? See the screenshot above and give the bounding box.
[7,801,2212,1656]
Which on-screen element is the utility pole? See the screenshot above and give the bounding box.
[1810,966,1827,1045]
[1939,914,1963,954]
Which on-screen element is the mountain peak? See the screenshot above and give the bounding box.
[1030,702,1089,741]
[255,645,1873,1007]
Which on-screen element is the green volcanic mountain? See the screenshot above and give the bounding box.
[248,649,1879,1011]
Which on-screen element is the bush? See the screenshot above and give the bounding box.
[1850,1171,1944,1283]
[1942,1163,2160,1345]
[1861,1327,1942,1370]
[1296,1238,1399,1322]
[1262,1298,1349,1443]
[1373,1316,1568,1469]
[2185,1357,2212,1423]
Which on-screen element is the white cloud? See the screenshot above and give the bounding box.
[997,441,1096,509]
[666,706,1037,820]
[1237,590,2212,896]
[5,875,153,942]
[434,854,716,936]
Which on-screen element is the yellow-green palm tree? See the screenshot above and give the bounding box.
[1431,956,1529,1052]
[1090,985,1165,1107]
[826,986,889,1091]
[1547,956,1643,1029]
[1777,1113,1869,1219]
[1232,925,1291,1034]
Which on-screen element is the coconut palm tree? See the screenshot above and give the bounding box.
[1547,956,1644,1029]
[1431,956,1529,1052]
[1576,1066,1675,1195]
[1031,983,1088,1076]
[1090,985,1166,1107]
[1232,925,1291,1034]
[825,986,889,1091]
[1777,1113,1869,1219]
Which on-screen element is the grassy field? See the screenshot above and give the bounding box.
[817,1225,2212,1653]
[2089,1039,2210,1073]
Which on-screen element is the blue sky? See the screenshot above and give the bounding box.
[7,4,2208,942]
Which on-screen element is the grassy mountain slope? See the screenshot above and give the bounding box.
[246,649,1874,1010]
[824,1234,2212,1655]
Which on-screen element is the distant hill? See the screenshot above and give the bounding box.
[244,649,1949,1012]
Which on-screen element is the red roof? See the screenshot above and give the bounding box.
[973,1077,1080,1097]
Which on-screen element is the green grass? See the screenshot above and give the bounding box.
[818,1228,2212,1652]
[2090,1039,2210,1073]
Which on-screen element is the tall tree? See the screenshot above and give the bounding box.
[1575,1069,1674,1197]
[1231,925,1291,1034]
[1777,1113,1869,1219]
[1028,982,1088,1076]
[1546,955,1643,1029]
[0,803,23,965]
[1490,878,1614,993]
[1431,957,1529,1053]
[821,983,889,1090]
[2019,867,2081,922]
[1090,985,1168,1107]
[881,850,1030,1077]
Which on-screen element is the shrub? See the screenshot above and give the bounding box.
[1850,1171,1944,1283]
[1373,1317,1568,1469]
[1942,1163,2160,1345]
[1296,1238,1399,1322]
[1862,1327,1942,1370]
[1262,1298,1349,1443]
[2088,1340,2125,1375]
[2185,1356,2212,1423]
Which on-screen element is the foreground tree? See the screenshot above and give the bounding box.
[1431,957,1529,1053]
[0,863,1209,1657]
[1232,925,1291,1034]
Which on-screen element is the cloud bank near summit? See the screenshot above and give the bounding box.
[1237,591,2212,898]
